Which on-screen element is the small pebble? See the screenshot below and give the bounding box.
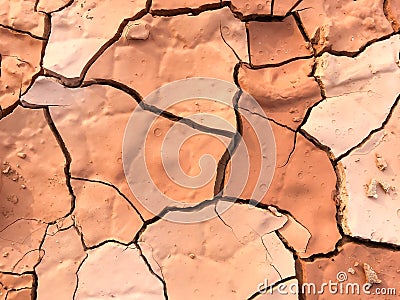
[348,267,356,275]
[17,152,26,159]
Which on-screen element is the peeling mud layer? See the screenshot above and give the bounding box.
[1,0,400,299]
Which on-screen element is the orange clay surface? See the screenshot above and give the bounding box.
[1,0,400,299]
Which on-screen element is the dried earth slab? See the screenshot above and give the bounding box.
[87,7,248,96]
[0,219,46,273]
[225,117,340,256]
[0,273,34,300]
[36,226,86,300]
[22,77,238,218]
[301,242,400,299]
[0,106,71,224]
[75,243,164,299]
[71,179,143,247]
[303,35,400,158]
[238,58,321,130]
[338,99,400,245]
[247,15,312,66]
[296,0,393,53]
[140,201,296,300]
[0,0,46,37]
[0,27,43,115]
[43,0,147,78]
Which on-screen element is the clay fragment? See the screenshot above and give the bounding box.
[378,180,394,193]
[375,153,387,171]
[348,267,356,275]
[363,263,382,284]
[366,178,378,199]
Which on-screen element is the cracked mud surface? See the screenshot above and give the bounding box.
[1,0,400,299]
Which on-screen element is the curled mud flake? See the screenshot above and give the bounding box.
[363,263,382,285]
[348,267,356,275]
[375,153,387,171]
[378,180,395,193]
[17,152,27,159]
[366,178,378,199]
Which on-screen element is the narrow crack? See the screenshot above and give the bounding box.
[335,93,400,162]
[35,0,75,14]
[70,176,145,222]
[220,22,242,62]
[0,24,46,41]
[43,108,76,218]
[134,242,169,300]
[214,89,243,195]
[250,55,313,69]
[150,1,228,17]
[72,253,88,300]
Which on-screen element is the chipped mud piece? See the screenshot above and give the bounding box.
[366,178,378,199]
[378,180,394,193]
[363,263,382,284]
[348,267,356,275]
[375,153,387,171]
[247,15,313,66]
